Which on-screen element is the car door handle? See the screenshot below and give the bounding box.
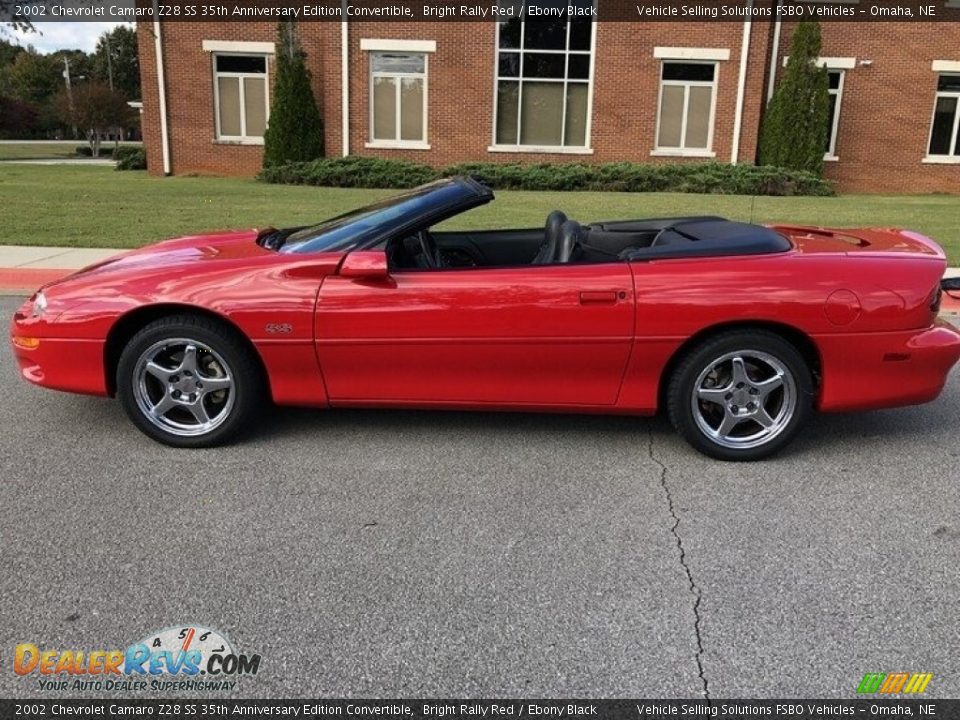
[579,290,620,305]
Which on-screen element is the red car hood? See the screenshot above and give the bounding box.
[67,229,271,280]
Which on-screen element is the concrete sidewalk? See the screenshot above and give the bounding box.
[0,245,124,295]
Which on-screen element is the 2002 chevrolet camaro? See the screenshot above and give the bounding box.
[10,177,960,460]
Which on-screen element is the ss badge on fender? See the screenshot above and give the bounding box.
[265,323,293,334]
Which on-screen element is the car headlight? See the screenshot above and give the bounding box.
[31,291,47,317]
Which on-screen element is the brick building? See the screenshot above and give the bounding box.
[137,12,960,193]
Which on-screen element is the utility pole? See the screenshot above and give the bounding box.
[62,56,76,139]
[105,34,114,91]
[104,34,118,146]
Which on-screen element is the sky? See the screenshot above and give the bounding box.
[11,22,132,53]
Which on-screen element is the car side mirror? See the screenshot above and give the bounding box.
[340,250,389,280]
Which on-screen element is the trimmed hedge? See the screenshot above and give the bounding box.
[258,156,833,197]
[114,145,146,170]
[259,156,439,189]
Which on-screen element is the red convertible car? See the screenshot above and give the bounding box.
[10,177,960,460]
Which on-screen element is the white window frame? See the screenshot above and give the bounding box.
[652,60,719,158]
[824,69,846,161]
[924,71,960,164]
[212,52,270,145]
[365,50,430,150]
[488,15,597,155]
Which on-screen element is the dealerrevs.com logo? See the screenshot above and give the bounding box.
[13,625,261,692]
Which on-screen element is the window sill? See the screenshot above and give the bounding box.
[365,141,431,150]
[214,138,264,146]
[824,154,840,163]
[922,155,960,165]
[650,149,716,158]
[487,145,594,155]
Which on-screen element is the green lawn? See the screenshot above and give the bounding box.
[0,141,141,160]
[2,165,959,263]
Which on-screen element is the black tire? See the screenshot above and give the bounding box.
[666,330,814,461]
[116,314,264,448]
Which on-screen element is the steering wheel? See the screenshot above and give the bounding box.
[417,230,443,268]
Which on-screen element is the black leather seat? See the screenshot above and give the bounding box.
[557,220,583,263]
[532,210,566,264]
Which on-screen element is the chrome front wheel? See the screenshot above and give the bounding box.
[117,315,263,447]
[133,338,236,437]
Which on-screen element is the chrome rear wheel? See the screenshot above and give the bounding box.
[691,350,797,450]
[667,330,813,461]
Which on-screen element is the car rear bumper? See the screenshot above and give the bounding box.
[817,319,960,412]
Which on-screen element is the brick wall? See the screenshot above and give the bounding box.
[777,21,960,194]
[137,19,959,194]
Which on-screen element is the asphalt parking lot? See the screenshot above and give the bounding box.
[1,294,958,700]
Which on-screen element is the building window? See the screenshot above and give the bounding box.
[369,52,428,147]
[492,10,594,151]
[825,70,844,159]
[213,54,268,143]
[656,62,717,155]
[928,74,960,159]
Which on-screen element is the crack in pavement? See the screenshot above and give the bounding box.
[649,432,711,702]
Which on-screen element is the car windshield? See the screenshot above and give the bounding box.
[279,180,455,254]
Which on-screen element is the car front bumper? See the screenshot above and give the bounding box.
[10,298,108,397]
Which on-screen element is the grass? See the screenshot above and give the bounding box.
[2,165,958,263]
[0,141,141,161]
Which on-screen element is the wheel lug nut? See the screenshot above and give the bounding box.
[172,390,181,398]
[724,393,733,400]
[170,375,178,382]
[748,402,756,410]
[736,382,744,389]
[196,382,203,389]
[731,405,739,412]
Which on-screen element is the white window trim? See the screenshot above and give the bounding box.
[360,39,436,53]
[922,155,960,164]
[487,145,595,155]
[926,72,960,161]
[825,69,846,160]
[932,60,960,73]
[367,51,429,148]
[782,56,856,69]
[212,53,270,145]
[654,47,730,62]
[203,40,275,55]
[653,60,719,157]
[489,15,597,154]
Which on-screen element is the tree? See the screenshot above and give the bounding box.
[1,2,33,36]
[7,48,61,105]
[0,94,38,137]
[92,25,140,100]
[758,21,830,175]
[56,81,129,156]
[262,21,324,168]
